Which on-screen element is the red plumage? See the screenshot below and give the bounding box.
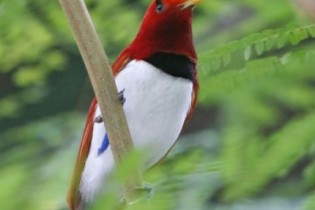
[67,0,199,209]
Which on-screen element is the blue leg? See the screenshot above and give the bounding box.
[98,134,109,155]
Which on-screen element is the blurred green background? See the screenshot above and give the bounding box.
[1,0,315,209]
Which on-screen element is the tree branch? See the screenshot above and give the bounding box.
[58,0,144,206]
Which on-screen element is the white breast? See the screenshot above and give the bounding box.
[80,60,193,202]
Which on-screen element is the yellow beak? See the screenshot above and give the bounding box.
[181,0,201,9]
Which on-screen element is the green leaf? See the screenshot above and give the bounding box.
[288,31,300,46]
[211,57,221,71]
[222,53,231,67]
[255,41,265,55]
[244,46,252,61]
[276,32,288,48]
[308,26,315,38]
[265,37,275,51]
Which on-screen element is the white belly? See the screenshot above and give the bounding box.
[80,60,193,201]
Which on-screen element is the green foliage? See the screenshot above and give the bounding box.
[196,13,315,210]
[304,191,315,210]
[198,24,315,74]
[1,0,315,210]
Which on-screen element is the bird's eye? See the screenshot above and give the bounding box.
[156,2,165,13]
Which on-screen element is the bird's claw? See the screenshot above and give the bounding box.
[118,89,126,105]
[95,89,125,123]
[94,115,103,123]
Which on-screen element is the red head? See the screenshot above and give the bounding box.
[126,0,200,63]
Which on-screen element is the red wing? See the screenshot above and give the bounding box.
[185,69,199,123]
[67,98,97,210]
[66,51,131,210]
[112,49,131,76]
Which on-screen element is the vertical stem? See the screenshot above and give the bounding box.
[59,0,144,205]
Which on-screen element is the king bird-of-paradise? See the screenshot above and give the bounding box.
[67,0,200,209]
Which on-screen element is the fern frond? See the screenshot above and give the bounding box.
[198,24,315,73]
[199,49,315,104]
[222,110,315,200]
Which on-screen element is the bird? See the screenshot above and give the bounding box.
[67,0,200,209]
